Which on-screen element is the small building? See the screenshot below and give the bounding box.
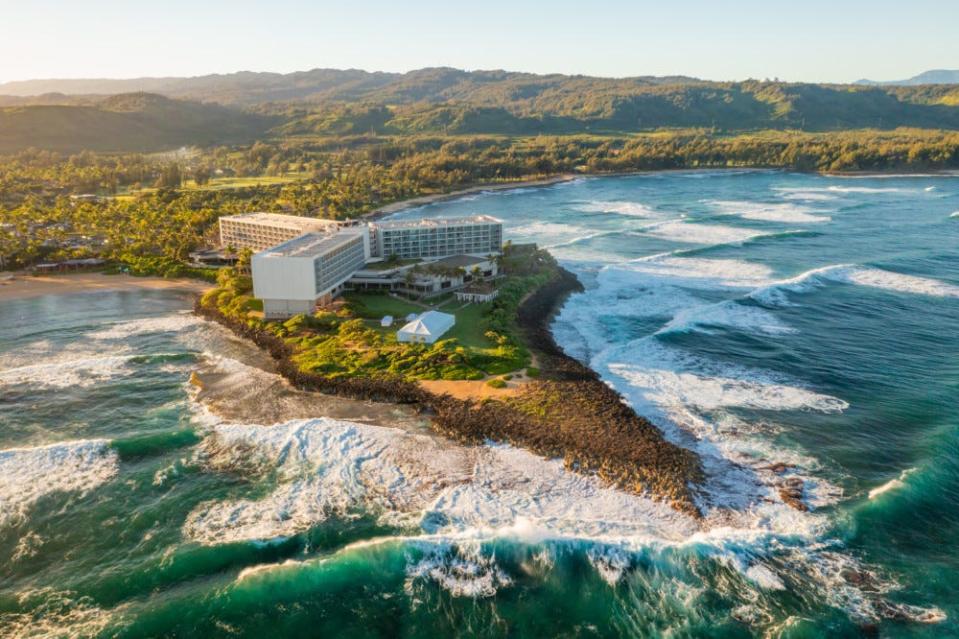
[389,254,499,299]
[455,283,499,303]
[396,310,455,344]
[188,248,238,267]
[380,315,394,327]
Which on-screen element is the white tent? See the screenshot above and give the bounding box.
[380,315,394,327]
[396,310,455,344]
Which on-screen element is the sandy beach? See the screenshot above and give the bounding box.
[366,174,578,219]
[0,272,211,301]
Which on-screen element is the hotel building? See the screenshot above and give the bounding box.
[226,213,505,318]
[372,215,502,260]
[219,212,340,252]
[251,228,369,318]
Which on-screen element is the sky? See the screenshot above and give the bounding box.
[1,0,957,84]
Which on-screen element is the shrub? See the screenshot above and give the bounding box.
[486,378,507,389]
[526,366,541,378]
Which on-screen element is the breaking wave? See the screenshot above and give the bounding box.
[183,416,696,547]
[750,264,959,307]
[574,200,659,217]
[640,220,798,245]
[868,468,917,500]
[707,200,832,223]
[0,440,118,527]
[86,312,204,340]
[0,354,138,389]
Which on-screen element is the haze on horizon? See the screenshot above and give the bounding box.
[1,0,957,86]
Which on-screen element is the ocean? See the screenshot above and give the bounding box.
[2,171,958,637]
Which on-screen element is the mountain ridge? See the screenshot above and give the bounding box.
[0,93,275,154]
[856,69,959,86]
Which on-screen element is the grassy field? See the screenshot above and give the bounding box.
[343,293,424,319]
[346,292,497,350]
[112,172,310,200]
[443,301,494,349]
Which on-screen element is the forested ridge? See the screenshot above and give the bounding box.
[3,68,959,154]
[3,68,959,272]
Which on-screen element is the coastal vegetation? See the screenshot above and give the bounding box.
[4,127,959,271]
[195,254,704,514]
[199,244,556,381]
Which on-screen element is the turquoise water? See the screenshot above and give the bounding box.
[2,172,958,637]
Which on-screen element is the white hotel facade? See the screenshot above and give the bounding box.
[371,216,502,260]
[224,212,504,318]
[219,212,339,252]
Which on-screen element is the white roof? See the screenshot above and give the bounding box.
[220,212,338,231]
[376,215,501,230]
[258,230,361,259]
[398,310,454,336]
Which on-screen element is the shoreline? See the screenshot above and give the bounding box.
[194,265,703,516]
[0,271,211,301]
[365,174,578,220]
[367,167,959,221]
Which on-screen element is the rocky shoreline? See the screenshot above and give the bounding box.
[194,266,703,515]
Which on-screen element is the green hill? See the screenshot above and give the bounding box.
[275,82,959,136]
[0,93,275,153]
[4,70,959,153]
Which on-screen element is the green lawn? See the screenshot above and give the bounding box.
[344,293,424,319]
[346,292,496,350]
[187,173,310,191]
[444,302,494,349]
[111,173,309,200]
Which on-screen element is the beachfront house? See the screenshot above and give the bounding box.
[396,310,455,344]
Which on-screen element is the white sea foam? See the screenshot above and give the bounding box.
[552,257,779,360]
[575,200,658,217]
[950,211,959,219]
[86,312,203,340]
[625,256,775,289]
[744,563,787,590]
[601,339,848,416]
[775,189,840,202]
[405,543,513,597]
[183,417,697,547]
[830,186,909,194]
[868,468,917,500]
[587,545,633,585]
[0,588,114,639]
[640,220,783,245]
[843,268,959,298]
[0,354,136,389]
[708,200,832,223]
[659,300,796,336]
[0,440,118,527]
[509,221,598,248]
[750,264,959,306]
